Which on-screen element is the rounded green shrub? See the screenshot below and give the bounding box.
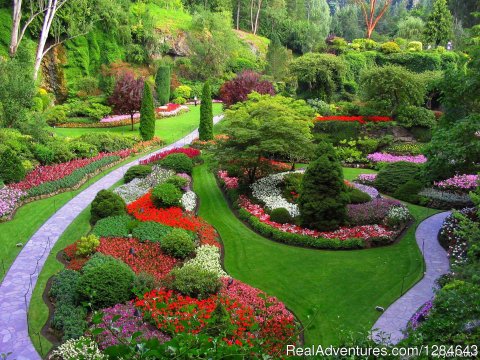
[33,143,55,165]
[381,42,401,54]
[68,141,98,158]
[396,106,436,129]
[166,175,189,189]
[92,215,131,238]
[347,187,372,204]
[44,106,67,126]
[161,228,196,259]
[407,41,423,52]
[166,265,221,299]
[269,208,293,224]
[160,153,193,174]
[132,221,172,242]
[78,254,135,309]
[393,179,425,204]
[124,165,152,183]
[0,148,26,184]
[90,189,127,224]
[133,272,157,294]
[375,161,423,194]
[173,97,186,105]
[151,183,182,208]
[76,234,100,256]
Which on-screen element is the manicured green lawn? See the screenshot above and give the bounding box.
[51,104,223,143]
[193,164,438,346]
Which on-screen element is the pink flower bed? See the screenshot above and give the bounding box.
[239,196,394,240]
[140,147,201,165]
[10,150,132,191]
[357,173,377,184]
[217,170,239,189]
[367,152,427,164]
[0,188,26,219]
[101,104,186,123]
[434,174,479,192]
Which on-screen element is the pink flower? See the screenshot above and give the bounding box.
[367,153,427,164]
[218,170,239,189]
[434,174,479,192]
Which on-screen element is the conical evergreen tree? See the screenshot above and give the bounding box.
[199,81,213,141]
[266,34,290,82]
[155,65,171,105]
[424,0,453,46]
[139,82,155,141]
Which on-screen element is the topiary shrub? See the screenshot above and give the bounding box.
[132,221,172,242]
[393,179,425,204]
[90,190,127,224]
[0,148,26,184]
[375,161,423,194]
[407,41,423,52]
[396,106,436,129]
[33,143,55,165]
[199,81,214,140]
[151,183,182,208]
[166,264,221,299]
[269,208,293,224]
[161,228,196,259]
[381,41,401,54]
[166,175,189,189]
[160,153,193,174]
[78,254,135,309]
[155,65,171,106]
[124,165,152,183]
[139,82,155,141]
[76,234,100,256]
[299,142,349,231]
[347,187,371,204]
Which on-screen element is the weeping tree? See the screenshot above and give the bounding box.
[139,82,155,141]
[199,81,213,141]
[155,65,171,105]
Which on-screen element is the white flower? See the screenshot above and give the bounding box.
[181,191,197,212]
[183,245,227,278]
[50,336,105,360]
[251,171,302,217]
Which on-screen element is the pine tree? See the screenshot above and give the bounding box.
[424,0,453,46]
[155,65,171,105]
[298,142,348,231]
[139,82,155,141]
[266,34,290,81]
[199,81,213,141]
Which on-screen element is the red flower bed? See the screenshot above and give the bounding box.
[11,150,132,191]
[156,103,181,113]
[63,242,89,271]
[315,115,392,124]
[197,220,221,248]
[140,147,201,165]
[97,237,177,280]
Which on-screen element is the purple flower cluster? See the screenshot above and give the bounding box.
[0,187,26,219]
[356,173,377,184]
[434,174,479,192]
[367,152,427,164]
[94,302,170,349]
[347,198,401,226]
[352,182,380,199]
[409,299,433,330]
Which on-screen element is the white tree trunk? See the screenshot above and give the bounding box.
[10,0,22,57]
[254,0,262,35]
[33,0,56,80]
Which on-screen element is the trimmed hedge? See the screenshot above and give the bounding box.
[269,208,293,224]
[166,265,221,299]
[161,228,196,259]
[160,153,194,174]
[91,215,131,238]
[375,161,423,194]
[124,165,152,183]
[90,189,126,224]
[132,221,172,242]
[151,183,182,208]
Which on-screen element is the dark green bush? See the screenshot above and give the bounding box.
[160,153,194,174]
[78,132,136,152]
[132,221,172,242]
[313,121,360,144]
[78,254,135,309]
[161,228,196,259]
[410,126,433,143]
[91,215,131,238]
[269,208,293,224]
[124,165,152,183]
[133,272,157,295]
[151,183,182,208]
[68,141,98,158]
[33,143,55,165]
[90,189,126,224]
[0,148,26,184]
[347,187,372,204]
[166,265,222,299]
[393,180,425,204]
[396,106,436,129]
[47,140,75,163]
[166,175,189,189]
[50,270,81,305]
[375,162,423,194]
[44,106,68,126]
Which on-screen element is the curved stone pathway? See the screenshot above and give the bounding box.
[371,211,451,344]
[0,116,223,359]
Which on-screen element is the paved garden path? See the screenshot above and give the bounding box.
[0,115,223,359]
[371,211,451,344]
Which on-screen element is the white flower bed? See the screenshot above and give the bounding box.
[50,336,105,360]
[183,245,227,278]
[181,190,197,212]
[251,171,302,217]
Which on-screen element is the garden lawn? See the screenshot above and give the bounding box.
[51,104,223,143]
[193,164,438,346]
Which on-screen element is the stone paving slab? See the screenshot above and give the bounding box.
[0,116,223,359]
[371,211,451,344]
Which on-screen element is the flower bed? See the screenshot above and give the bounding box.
[419,188,473,210]
[96,237,178,280]
[218,170,239,189]
[434,174,479,193]
[352,182,379,198]
[181,190,197,212]
[183,245,227,278]
[408,299,433,330]
[356,173,377,185]
[140,147,201,165]
[347,198,403,226]
[367,152,427,164]
[0,188,26,220]
[316,115,392,124]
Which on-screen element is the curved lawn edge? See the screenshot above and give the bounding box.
[0,116,224,360]
[371,211,451,344]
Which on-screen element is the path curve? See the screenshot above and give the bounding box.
[0,116,223,359]
[371,211,451,344]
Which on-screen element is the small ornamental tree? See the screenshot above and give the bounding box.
[424,0,453,46]
[108,72,144,131]
[219,71,275,107]
[0,148,26,184]
[298,142,349,231]
[139,82,155,141]
[199,81,213,141]
[155,65,171,106]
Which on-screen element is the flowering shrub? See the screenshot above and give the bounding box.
[347,198,402,226]
[96,237,178,280]
[50,336,105,360]
[434,174,479,193]
[409,300,433,330]
[385,206,411,228]
[316,115,392,124]
[356,173,377,185]
[140,148,201,165]
[367,152,427,164]
[218,170,239,189]
[0,187,26,219]
[181,191,197,212]
[183,245,227,278]
[94,302,169,350]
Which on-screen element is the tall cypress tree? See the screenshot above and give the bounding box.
[139,82,155,141]
[424,0,453,46]
[266,34,290,81]
[155,65,171,105]
[199,81,213,141]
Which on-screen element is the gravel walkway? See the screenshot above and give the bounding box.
[371,211,451,344]
[0,116,223,359]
